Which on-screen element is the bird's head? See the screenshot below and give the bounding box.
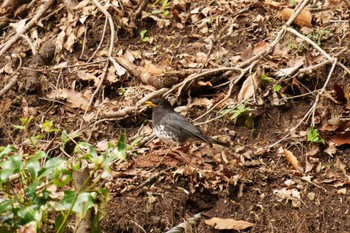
[145,98,172,109]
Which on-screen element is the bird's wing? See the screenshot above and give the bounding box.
[161,112,210,143]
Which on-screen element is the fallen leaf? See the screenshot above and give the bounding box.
[238,68,262,101]
[324,142,337,156]
[188,97,213,108]
[274,187,301,208]
[253,41,269,55]
[264,0,284,8]
[205,217,254,230]
[64,32,76,52]
[0,98,12,117]
[47,88,91,110]
[240,44,253,61]
[344,84,350,108]
[274,57,304,77]
[283,149,303,172]
[280,8,312,27]
[329,132,350,146]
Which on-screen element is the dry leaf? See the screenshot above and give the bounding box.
[274,188,301,208]
[280,8,312,27]
[47,88,91,110]
[0,98,12,117]
[324,142,337,156]
[253,41,269,55]
[205,217,254,230]
[238,68,262,101]
[264,0,284,8]
[274,56,304,77]
[188,97,213,109]
[77,70,99,84]
[64,33,77,52]
[283,149,304,172]
[329,132,350,146]
[240,44,253,61]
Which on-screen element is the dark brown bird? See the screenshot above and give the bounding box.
[146,98,229,147]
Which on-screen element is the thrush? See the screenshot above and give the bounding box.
[146,98,229,147]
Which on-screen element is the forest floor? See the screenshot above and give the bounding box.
[1,0,350,232]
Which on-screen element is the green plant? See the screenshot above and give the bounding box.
[140,30,150,43]
[306,29,331,46]
[221,104,254,127]
[307,127,324,144]
[152,0,171,17]
[260,73,274,85]
[273,84,282,92]
[0,128,126,232]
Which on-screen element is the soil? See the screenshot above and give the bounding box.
[1,0,350,232]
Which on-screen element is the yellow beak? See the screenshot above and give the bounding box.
[145,101,157,107]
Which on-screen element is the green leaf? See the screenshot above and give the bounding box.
[13,125,26,130]
[261,73,273,85]
[117,131,126,160]
[75,192,97,217]
[39,157,67,179]
[273,84,282,92]
[76,142,98,159]
[56,190,76,211]
[0,155,23,179]
[152,9,161,14]
[0,145,16,159]
[17,206,36,224]
[19,116,33,125]
[219,109,232,115]
[53,168,72,187]
[0,199,14,214]
[41,120,59,133]
[60,130,69,145]
[25,181,42,198]
[307,127,324,143]
[26,160,40,178]
[55,213,66,232]
[97,188,109,219]
[127,136,143,150]
[163,10,169,17]
[0,169,16,182]
[140,30,147,39]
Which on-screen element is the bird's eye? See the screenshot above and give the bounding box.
[158,102,162,106]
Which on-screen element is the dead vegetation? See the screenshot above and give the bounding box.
[1,0,350,232]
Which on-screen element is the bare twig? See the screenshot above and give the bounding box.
[84,0,117,117]
[268,59,337,148]
[0,75,19,97]
[0,0,55,57]
[134,0,149,18]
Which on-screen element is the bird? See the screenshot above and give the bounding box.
[146,98,229,147]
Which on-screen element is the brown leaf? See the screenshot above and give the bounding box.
[205,217,254,230]
[283,149,304,172]
[47,88,91,111]
[324,142,337,156]
[0,98,12,117]
[344,84,350,108]
[280,8,312,27]
[329,132,350,146]
[240,44,253,61]
[238,68,262,101]
[264,0,284,8]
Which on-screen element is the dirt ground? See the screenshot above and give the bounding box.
[1,0,350,232]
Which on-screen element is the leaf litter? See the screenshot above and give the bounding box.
[1,0,350,232]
